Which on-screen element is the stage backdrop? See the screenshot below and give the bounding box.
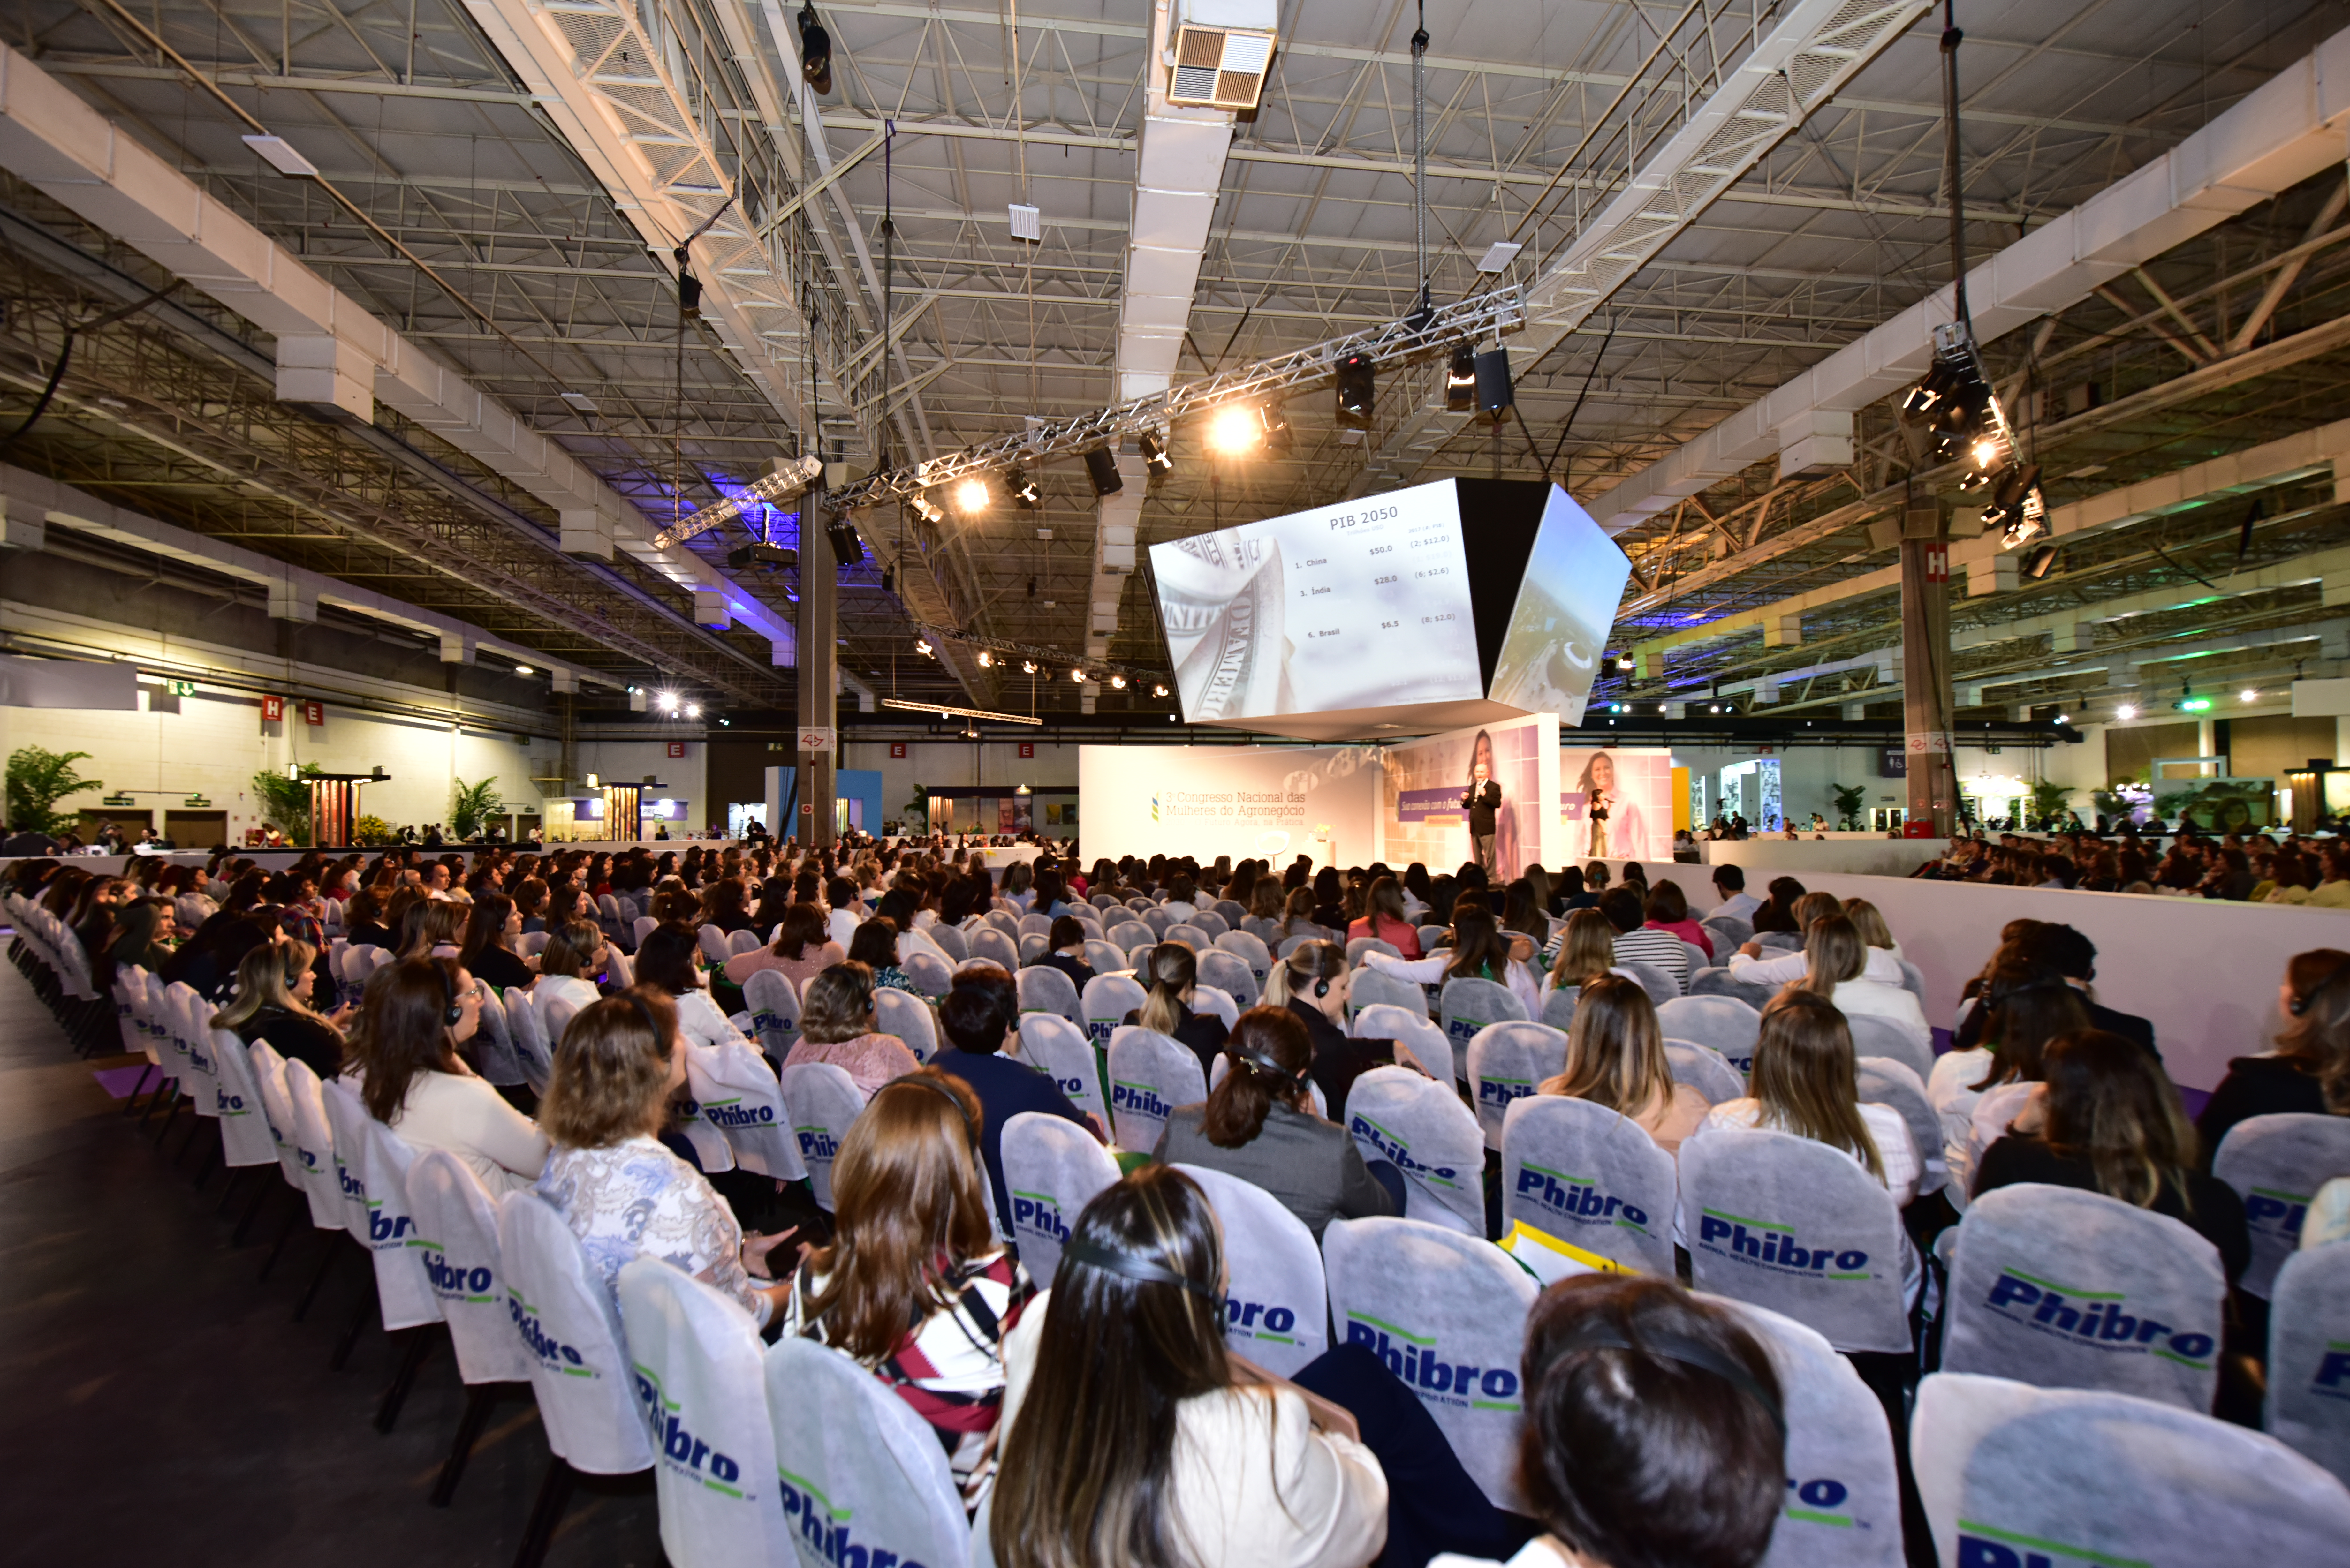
[1560,747,1674,864]
[1078,743,1381,869]
[1382,714,1562,877]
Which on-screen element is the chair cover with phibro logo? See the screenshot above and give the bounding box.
[1500,1095,1676,1276]
[2269,1240,2350,1483]
[1012,1014,1106,1126]
[1173,1162,1329,1377]
[687,1039,807,1181]
[1079,974,1147,1048]
[1191,984,1239,1034]
[1464,1020,1568,1150]
[1941,1184,2225,1412]
[281,1058,346,1231]
[1346,937,1401,967]
[1082,939,1126,976]
[872,988,938,1063]
[1215,928,1273,983]
[777,1063,862,1212]
[618,1259,791,1568]
[1910,1372,2350,1568]
[1440,976,1526,1061]
[406,1150,535,1386]
[471,988,529,1090]
[1665,1041,1747,1105]
[244,1040,308,1198]
[1322,1216,1538,1512]
[1014,966,1083,1030]
[1196,949,1260,1009]
[318,1076,379,1242]
[207,1029,282,1170]
[1348,964,1429,1024]
[1706,1296,1905,1568]
[1679,1126,1910,1354]
[741,970,802,1060]
[1690,966,1779,1013]
[1619,961,1680,1007]
[1346,1067,1485,1236]
[495,1190,657,1476]
[167,981,220,1123]
[969,927,1019,972]
[1854,1057,1945,1197]
[1656,995,1762,1060]
[670,1051,738,1175]
[1105,1026,1205,1153]
[1001,1111,1120,1284]
[1126,942,1157,977]
[2212,1113,2350,1299]
[1845,1014,1932,1082]
[350,1101,443,1331]
[764,1338,972,1568]
[903,951,953,1000]
[1355,1002,1454,1088]
[504,989,555,1098]
[540,994,585,1052]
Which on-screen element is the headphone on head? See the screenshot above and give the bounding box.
[1061,1239,1224,1309]
[881,1073,981,1165]
[2289,957,2350,1016]
[436,961,463,1027]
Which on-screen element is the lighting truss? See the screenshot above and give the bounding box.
[879,697,1043,726]
[908,623,1165,682]
[650,286,1527,547]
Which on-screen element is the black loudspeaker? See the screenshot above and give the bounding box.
[1083,446,1123,497]
[1474,348,1514,417]
[825,516,862,565]
[1335,353,1374,428]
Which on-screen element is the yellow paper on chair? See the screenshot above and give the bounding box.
[1500,1219,1637,1287]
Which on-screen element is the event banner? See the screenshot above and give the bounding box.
[1560,747,1673,863]
[1077,742,1382,869]
[1383,714,1561,877]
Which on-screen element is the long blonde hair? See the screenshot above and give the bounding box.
[1540,975,1670,1119]
[1751,992,1883,1180]
[214,939,334,1034]
[1796,915,1867,996]
[1138,942,1197,1035]
[1549,908,1615,990]
[1841,899,1896,951]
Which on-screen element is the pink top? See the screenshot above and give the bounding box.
[1645,917,1714,961]
[723,941,845,991]
[783,1031,921,1101]
[1346,913,1422,960]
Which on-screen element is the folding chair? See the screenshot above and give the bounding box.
[1662,1039,1746,1104]
[1190,983,1238,1033]
[970,929,1020,971]
[902,951,953,999]
[1346,937,1401,967]
[1196,948,1260,1009]
[2212,1113,2350,1299]
[685,1038,805,1180]
[1854,1057,1944,1198]
[1540,984,1579,1033]
[1464,1019,1568,1150]
[1500,1094,1677,1276]
[2269,1237,2350,1483]
[1440,976,1528,1063]
[1015,965,1083,1030]
[1000,1110,1120,1284]
[741,969,802,1060]
[1655,995,1762,1062]
[1173,1161,1329,1376]
[1216,929,1273,982]
[406,1151,535,1505]
[1012,1014,1107,1127]
[1080,973,1147,1048]
[873,987,938,1062]
[1619,960,1679,1007]
[1345,1066,1485,1235]
[927,923,969,964]
[1347,964,1429,1024]
[1846,1014,1932,1082]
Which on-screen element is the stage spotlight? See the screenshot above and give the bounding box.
[2241,689,2260,702]
[1445,342,1476,412]
[954,476,990,514]
[1071,668,1087,683]
[685,703,701,719]
[1110,675,1127,690]
[1207,404,1261,456]
[1008,466,1041,508]
[915,637,933,657]
[1257,403,1291,457]
[1153,683,1169,698]
[1474,348,1514,419]
[2022,543,2058,580]
[1083,445,1123,498]
[2117,703,2137,720]
[1139,429,1173,477]
[912,491,945,524]
[1336,352,1374,429]
[797,3,833,93]
[656,691,681,713]
[1022,660,1037,675]
[976,650,993,667]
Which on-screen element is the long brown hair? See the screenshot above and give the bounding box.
[799,961,877,1044]
[1971,962,2091,1092]
[771,902,829,961]
[1796,914,1867,995]
[2276,948,2350,1114]
[1541,975,1670,1119]
[990,1166,1232,1568]
[1549,908,1616,990]
[1137,942,1197,1036]
[1444,898,1515,985]
[1751,992,1883,1181]
[1200,1006,1313,1146]
[540,988,677,1148]
[2039,1029,2201,1210]
[352,958,466,1124]
[1365,874,1408,929]
[796,1068,994,1361]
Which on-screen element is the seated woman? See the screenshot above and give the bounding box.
[1739,914,1930,1052]
[1637,880,1713,962]
[394,899,466,961]
[215,938,348,1079]
[1976,1029,2249,1282]
[1263,939,1429,1124]
[1124,942,1229,1077]
[100,897,177,990]
[1746,876,1806,936]
[1429,1275,1785,1568]
[721,901,844,992]
[782,961,920,1100]
[1153,1006,1395,1241]
[990,1164,1388,1568]
[1697,991,1920,1210]
[782,1067,1029,1504]
[532,919,610,1020]
[536,990,793,1324]
[698,876,754,936]
[1928,961,2089,1199]
[1346,874,1423,959]
[352,957,549,1198]
[1539,975,1709,1156]
[2197,948,2350,1166]
[1542,908,1618,992]
[633,921,752,1050]
[846,916,922,996]
[1034,915,1097,992]
[455,891,534,993]
[1361,898,1542,1019]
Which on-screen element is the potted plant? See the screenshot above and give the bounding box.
[6,747,100,834]
[1829,783,1867,831]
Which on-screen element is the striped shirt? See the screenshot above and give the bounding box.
[1608,926,1691,989]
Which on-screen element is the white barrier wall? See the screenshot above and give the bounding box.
[1701,838,1955,878]
[1602,857,2346,1093]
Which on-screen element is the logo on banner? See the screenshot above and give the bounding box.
[261,695,285,722]
[1979,1270,2215,1367]
[1151,795,1161,824]
[1696,1210,1872,1280]
[1343,1314,1520,1409]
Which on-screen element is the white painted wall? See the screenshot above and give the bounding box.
[841,740,1083,828]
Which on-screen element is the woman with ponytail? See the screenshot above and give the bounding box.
[1124,940,1229,1076]
[1264,939,1431,1122]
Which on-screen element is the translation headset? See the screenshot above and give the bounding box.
[1549,1320,1786,1441]
[436,962,464,1027]
[2289,957,2350,1016]
[625,991,663,1042]
[1060,1240,1224,1308]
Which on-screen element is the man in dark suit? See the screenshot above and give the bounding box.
[1461,780,1501,877]
[1955,923,2157,1061]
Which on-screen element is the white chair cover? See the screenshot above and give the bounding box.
[1500,1094,1677,1276]
[1464,1020,1569,1150]
[1191,984,1238,1033]
[350,1095,443,1331]
[1080,973,1147,1048]
[1018,934,1049,965]
[1846,1014,1932,1082]
[898,928,952,972]
[903,952,952,999]
[1322,1216,1537,1512]
[1619,961,1679,1007]
[472,987,529,1088]
[1708,1297,1905,1568]
[2212,1113,2350,1299]
[1942,1184,2224,1412]
[1081,940,1126,976]
[726,929,763,957]
[1347,964,1429,1023]
[2269,1239,2350,1483]
[697,926,733,967]
[969,929,1020,971]
[1000,1110,1120,1285]
[687,1038,807,1180]
[671,1048,739,1175]
[1679,1126,1910,1354]
[1196,949,1260,1009]
[318,1076,376,1239]
[168,982,220,1120]
[1105,1025,1206,1153]
[1440,976,1527,1061]
[777,1062,862,1211]
[1215,929,1273,981]
[495,1191,656,1474]
[1017,913,1053,939]
[1690,966,1778,1012]
[618,1259,791,1568]
[1172,1162,1329,1377]
[1345,1066,1484,1235]
[1665,1041,1747,1105]
[742,969,803,1058]
[1854,1057,1944,1197]
[1540,984,1578,1033]
[1911,1372,2350,1568]
[873,988,938,1063]
[542,993,584,1048]
[1655,995,1762,1060]
[632,917,658,948]
[1353,1002,1454,1088]
[505,989,555,1098]
[1012,1014,1106,1126]
[407,1150,537,1385]
[207,1028,281,1168]
[243,1039,307,1195]
[764,1338,972,1568]
[1346,937,1402,966]
[925,923,968,963]
[1015,966,1083,1029]
[281,1057,346,1231]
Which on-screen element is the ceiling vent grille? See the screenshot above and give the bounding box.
[1168,25,1276,110]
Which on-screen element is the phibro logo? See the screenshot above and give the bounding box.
[1112,1081,1174,1119]
[633,1366,748,1496]
[1516,1163,1653,1235]
[779,1471,933,1567]
[422,1248,495,1302]
[214,1087,249,1116]
[1031,1061,1091,1098]
[1350,1113,1466,1187]
[2245,1186,2311,1254]
[1010,1189,1071,1243]
[2309,1345,2350,1401]
[508,1292,594,1376]
[1697,1210,1872,1280]
[1226,1297,1302,1346]
[364,1200,418,1248]
[1955,1522,2146,1568]
[1477,1075,1536,1113]
[795,1124,840,1161]
[336,1158,365,1199]
[699,1096,777,1129]
[1448,1018,1482,1045]
[1085,1016,1116,1046]
[1981,1270,2215,1367]
[1783,1476,1863,1528]
[1344,1314,1520,1410]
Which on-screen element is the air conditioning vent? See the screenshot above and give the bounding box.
[1168,24,1277,110]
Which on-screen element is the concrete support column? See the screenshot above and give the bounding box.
[1901,524,1957,834]
[796,483,837,848]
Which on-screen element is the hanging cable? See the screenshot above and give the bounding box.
[0,280,178,450]
[879,119,895,475]
[1409,0,1431,329]
[1941,0,1970,335]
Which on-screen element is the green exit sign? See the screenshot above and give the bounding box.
[168,680,196,697]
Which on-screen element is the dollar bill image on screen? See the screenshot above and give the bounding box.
[1486,486,1632,729]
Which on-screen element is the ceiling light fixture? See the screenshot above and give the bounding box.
[685,703,701,719]
[1071,668,1088,684]
[1153,684,1170,698]
[1445,341,1476,412]
[1207,404,1261,456]
[912,491,945,524]
[1475,241,1522,272]
[241,134,319,177]
[2117,703,2137,721]
[1138,429,1173,478]
[513,665,534,676]
[954,477,990,515]
[796,2,833,93]
[1110,675,1127,690]
[914,637,933,657]
[656,691,681,713]
[2240,688,2259,702]
[1021,660,1038,675]
[1007,466,1041,508]
[879,697,1043,727]
[976,650,993,667]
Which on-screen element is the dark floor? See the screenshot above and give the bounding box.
[0,960,662,1568]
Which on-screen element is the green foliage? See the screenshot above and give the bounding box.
[449,776,502,840]
[354,813,392,846]
[2088,788,2134,823]
[1829,782,1867,831]
[6,747,100,834]
[904,785,929,823]
[2027,780,2075,825]
[252,762,322,843]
